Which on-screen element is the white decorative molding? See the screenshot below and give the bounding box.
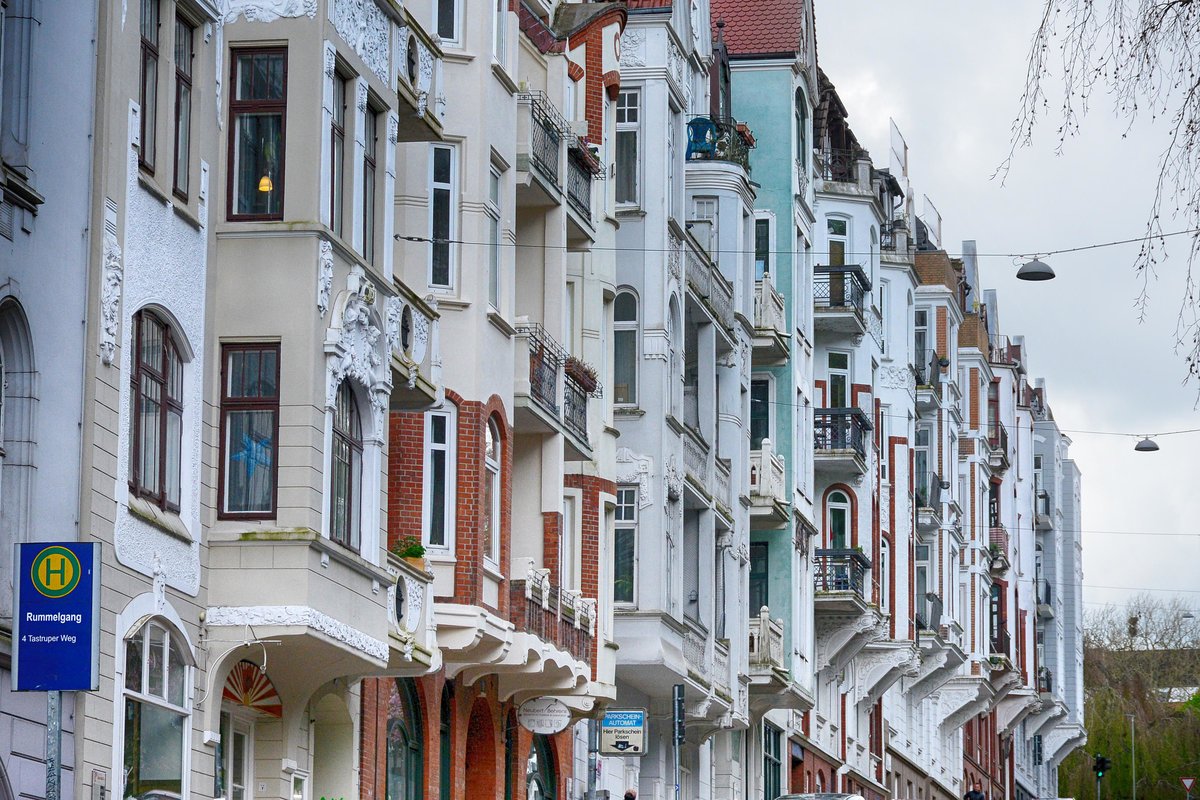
[206,605,389,662]
[100,230,124,366]
[403,575,423,633]
[387,113,398,145]
[615,447,654,509]
[619,30,644,68]
[356,79,369,112]
[325,275,385,407]
[385,296,404,361]
[328,0,392,84]
[411,304,429,365]
[396,26,411,86]
[668,232,683,282]
[323,41,337,77]
[664,454,683,502]
[317,239,334,318]
[222,0,317,23]
[879,364,915,393]
[415,39,434,117]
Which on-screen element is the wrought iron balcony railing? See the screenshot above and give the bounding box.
[527,95,562,186]
[916,471,943,511]
[566,145,594,220]
[814,265,870,316]
[510,574,594,665]
[916,592,943,632]
[988,334,1019,366]
[912,348,943,389]
[814,407,871,458]
[562,373,588,442]
[1038,666,1053,694]
[518,322,564,416]
[990,625,1011,659]
[988,419,1009,453]
[814,548,871,598]
[819,147,863,182]
[685,115,753,173]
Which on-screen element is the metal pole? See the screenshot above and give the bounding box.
[1096,774,1101,800]
[587,717,599,800]
[1130,714,1136,800]
[46,691,61,800]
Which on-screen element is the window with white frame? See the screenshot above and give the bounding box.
[615,90,639,205]
[827,490,849,549]
[613,290,638,405]
[914,308,929,367]
[690,196,717,255]
[879,280,889,355]
[429,144,456,289]
[487,166,502,309]
[827,216,848,266]
[330,382,362,551]
[434,0,459,45]
[483,418,501,564]
[561,494,579,590]
[122,620,190,800]
[880,539,890,614]
[750,377,771,450]
[613,486,637,604]
[362,100,380,263]
[915,543,931,627]
[330,71,348,237]
[492,0,506,66]
[754,217,771,279]
[826,351,849,407]
[424,408,455,550]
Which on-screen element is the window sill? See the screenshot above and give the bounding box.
[172,200,203,231]
[482,560,504,582]
[426,550,457,565]
[491,61,518,95]
[614,405,644,418]
[128,495,194,543]
[441,48,474,64]
[615,206,645,218]
[487,310,516,337]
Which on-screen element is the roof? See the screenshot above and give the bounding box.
[710,0,805,57]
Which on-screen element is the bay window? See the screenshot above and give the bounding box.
[230,48,287,220]
[219,343,280,517]
[613,486,637,604]
[330,382,362,551]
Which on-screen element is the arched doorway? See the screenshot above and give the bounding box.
[387,679,423,800]
[312,692,354,800]
[0,297,35,621]
[464,700,496,799]
[525,735,557,800]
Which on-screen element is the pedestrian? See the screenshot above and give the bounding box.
[624,790,637,800]
[964,781,986,800]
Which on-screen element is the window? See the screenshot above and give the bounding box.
[424,410,455,550]
[878,280,889,354]
[492,0,507,66]
[827,217,847,266]
[615,90,639,204]
[827,491,849,548]
[229,48,286,220]
[690,196,717,254]
[139,0,161,172]
[172,16,194,197]
[915,544,930,626]
[914,426,930,505]
[794,88,808,166]
[130,310,183,512]
[220,344,279,517]
[750,378,770,450]
[484,418,501,564]
[387,679,423,800]
[561,494,579,590]
[914,308,929,366]
[749,542,768,612]
[438,686,453,799]
[429,145,456,288]
[827,351,849,407]
[880,539,890,614]
[363,104,379,263]
[214,712,250,800]
[330,73,347,236]
[435,0,459,45]
[613,291,638,404]
[487,167,502,308]
[763,723,782,800]
[527,736,556,800]
[122,620,189,800]
[613,486,637,604]
[330,382,362,551]
[754,218,770,279]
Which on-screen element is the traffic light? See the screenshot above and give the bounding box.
[1093,754,1112,777]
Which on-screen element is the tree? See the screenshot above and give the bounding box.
[1059,595,1200,800]
[1001,0,1200,380]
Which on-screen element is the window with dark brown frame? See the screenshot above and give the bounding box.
[173,16,194,198]
[139,0,161,172]
[219,343,280,517]
[229,48,287,220]
[362,103,379,263]
[129,310,183,512]
[330,382,362,551]
[330,72,347,237]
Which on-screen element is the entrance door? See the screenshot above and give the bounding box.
[216,711,252,800]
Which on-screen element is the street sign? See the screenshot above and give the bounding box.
[599,708,646,756]
[1181,777,1195,793]
[518,697,572,734]
[13,543,101,691]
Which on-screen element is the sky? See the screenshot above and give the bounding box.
[816,1,1200,614]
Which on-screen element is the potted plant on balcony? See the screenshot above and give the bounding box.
[564,356,599,393]
[391,536,427,569]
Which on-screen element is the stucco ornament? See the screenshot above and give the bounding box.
[396,27,411,87]
[328,0,392,84]
[222,0,317,23]
[668,232,683,283]
[403,575,423,633]
[879,364,915,394]
[415,39,435,118]
[206,605,389,662]
[619,29,645,68]
[100,230,124,366]
[385,296,404,361]
[615,447,654,509]
[664,454,683,502]
[317,239,334,318]
[356,80,369,113]
[411,301,430,365]
[326,278,384,407]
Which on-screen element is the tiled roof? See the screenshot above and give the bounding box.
[710,0,803,57]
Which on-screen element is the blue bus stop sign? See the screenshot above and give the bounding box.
[13,543,101,691]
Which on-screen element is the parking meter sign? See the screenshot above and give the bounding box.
[600,709,646,756]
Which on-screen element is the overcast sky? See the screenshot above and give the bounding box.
[816,1,1200,614]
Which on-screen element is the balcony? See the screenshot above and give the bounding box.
[386,551,437,672]
[394,13,445,141]
[566,144,596,229]
[514,322,592,459]
[814,407,871,475]
[509,575,594,668]
[915,471,943,531]
[685,242,735,332]
[915,592,944,633]
[818,147,863,183]
[752,279,790,363]
[912,348,943,414]
[749,439,788,525]
[988,420,1010,472]
[749,606,787,675]
[712,638,732,699]
[1037,578,1055,619]
[1037,666,1054,698]
[989,334,1020,367]
[989,525,1011,574]
[814,265,870,335]
[1035,489,1053,530]
[682,426,710,492]
[389,282,442,409]
[516,92,564,206]
[990,625,1012,661]
[713,457,733,515]
[685,115,754,174]
[814,548,871,612]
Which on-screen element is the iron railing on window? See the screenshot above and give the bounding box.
[989,334,1019,366]
[988,419,1009,453]
[990,625,1011,658]
[562,373,588,442]
[814,265,870,316]
[1037,489,1053,518]
[819,147,862,182]
[566,147,593,220]
[517,322,564,416]
[912,348,943,389]
[1038,577,1053,607]
[529,100,562,185]
[814,548,871,598]
[916,471,942,510]
[685,115,754,173]
[916,592,943,632]
[814,407,871,458]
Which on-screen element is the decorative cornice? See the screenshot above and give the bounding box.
[206,604,388,662]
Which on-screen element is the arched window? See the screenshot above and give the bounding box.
[827,490,849,549]
[613,291,638,405]
[484,418,501,564]
[880,539,890,614]
[130,310,184,511]
[387,679,423,800]
[526,735,556,800]
[794,88,808,164]
[330,382,362,550]
[122,619,191,800]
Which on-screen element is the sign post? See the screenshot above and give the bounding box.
[12,542,102,800]
[1180,776,1195,800]
[672,685,684,800]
